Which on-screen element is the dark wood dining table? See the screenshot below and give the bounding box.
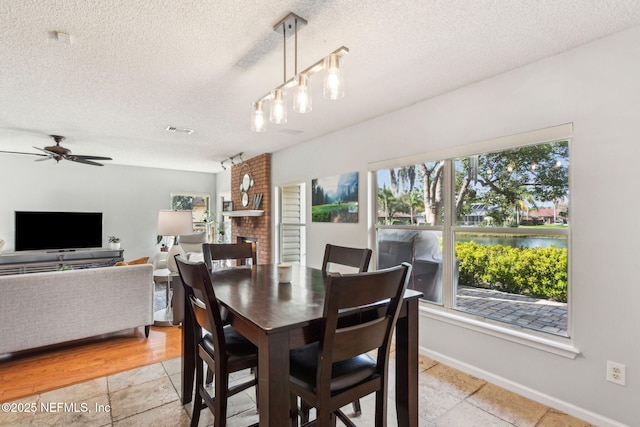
[180,263,422,426]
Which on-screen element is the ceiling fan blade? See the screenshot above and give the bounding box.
[0,149,48,157]
[35,156,53,162]
[68,157,105,166]
[73,154,113,161]
[33,146,56,156]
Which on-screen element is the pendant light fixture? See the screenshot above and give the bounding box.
[251,101,266,132]
[250,12,349,132]
[323,53,344,100]
[270,88,287,124]
[293,73,312,113]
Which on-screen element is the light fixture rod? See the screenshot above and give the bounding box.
[282,22,286,84]
[294,17,298,76]
[255,45,349,103]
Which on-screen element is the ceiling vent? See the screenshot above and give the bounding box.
[165,126,194,135]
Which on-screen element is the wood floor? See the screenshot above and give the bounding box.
[0,325,182,403]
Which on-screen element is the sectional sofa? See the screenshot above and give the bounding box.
[0,263,154,355]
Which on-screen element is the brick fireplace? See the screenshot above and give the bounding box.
[230,153,272,264]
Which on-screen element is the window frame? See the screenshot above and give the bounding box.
[276,183,307,264]
[368,124,579,358]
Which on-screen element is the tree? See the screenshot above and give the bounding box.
[400,188,424,224]
[378,185,401,224]
[389,166,417,195]
[380,141,568,228]
[419,161,444,225]
[172,195,194,210]
[456,141,569,225]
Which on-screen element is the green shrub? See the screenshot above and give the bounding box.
[455,242,567,302]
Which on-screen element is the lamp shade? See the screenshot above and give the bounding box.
[293,73,312,113]
[323,53,344,100]
[157,210,193,236]
[269,88,287,124]
[251,101,266,132]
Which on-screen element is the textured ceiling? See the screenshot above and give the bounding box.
[1,0,640,173]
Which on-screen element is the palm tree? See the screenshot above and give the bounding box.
[378,186,398,224]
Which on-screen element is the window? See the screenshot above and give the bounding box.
[170,193,211,233]
[373,128,570,338]
[277,184,306,264]
[377,161,446,303]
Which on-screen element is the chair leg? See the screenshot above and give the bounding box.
[352,399,362,417]
[213,366,229,427]
[289,393,299,427]
[374,390,386,427]
[300,400,311,424]
[191,357,204,427]
[316,407,336,427]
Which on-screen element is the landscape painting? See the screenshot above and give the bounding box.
[311,172,359,223]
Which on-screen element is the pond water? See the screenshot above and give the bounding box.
[455,235,567,249]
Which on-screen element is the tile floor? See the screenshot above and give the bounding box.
[0,353,593,427]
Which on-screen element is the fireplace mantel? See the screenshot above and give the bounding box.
[222,210,264,217]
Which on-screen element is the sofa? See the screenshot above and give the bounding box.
[0,263,154,355]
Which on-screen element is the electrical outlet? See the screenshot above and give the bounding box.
[606,361,626,386]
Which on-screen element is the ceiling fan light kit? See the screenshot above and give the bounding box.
[250,12,348,132]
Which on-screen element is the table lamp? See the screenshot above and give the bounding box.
[157,209,193,268]
[155,210,193,326]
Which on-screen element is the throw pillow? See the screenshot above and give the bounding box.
[114,256,149,266]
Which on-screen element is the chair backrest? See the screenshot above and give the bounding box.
[174,256,227,357]
[321,244,372,275]
[318,262,412,387]
[202,242,257,270]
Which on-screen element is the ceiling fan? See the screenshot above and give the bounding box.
[0,135,112,166]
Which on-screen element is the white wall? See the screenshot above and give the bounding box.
[0,156,216,259]
[272,26,640,425]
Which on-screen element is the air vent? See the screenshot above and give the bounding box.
[165,126,194,135]
[278,129,303,135]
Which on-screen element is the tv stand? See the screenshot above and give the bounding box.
[0,248,124,275]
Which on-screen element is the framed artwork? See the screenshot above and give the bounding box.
[222,201,234,212]
[311,172,359,223]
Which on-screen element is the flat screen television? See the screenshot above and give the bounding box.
[15,211,103,251]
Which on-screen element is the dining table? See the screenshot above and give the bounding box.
[180,263,423,426]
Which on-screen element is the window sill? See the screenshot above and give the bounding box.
[420,303,580,359]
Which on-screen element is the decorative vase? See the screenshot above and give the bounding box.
[109,242,121,250]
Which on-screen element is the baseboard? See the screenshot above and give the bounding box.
[420,346,626,427]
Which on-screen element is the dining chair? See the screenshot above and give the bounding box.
[321,244,372,275]
[174,257,259,427]
[289,262,412,427]
[202,242,257,270]
[299,243,372,421]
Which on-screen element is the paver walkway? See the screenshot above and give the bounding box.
[456,285,567,336]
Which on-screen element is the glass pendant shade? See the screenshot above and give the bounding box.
[293,74,312,113]
[269,89,287,124]
[251,101,266,132]
[323,54,344,100]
